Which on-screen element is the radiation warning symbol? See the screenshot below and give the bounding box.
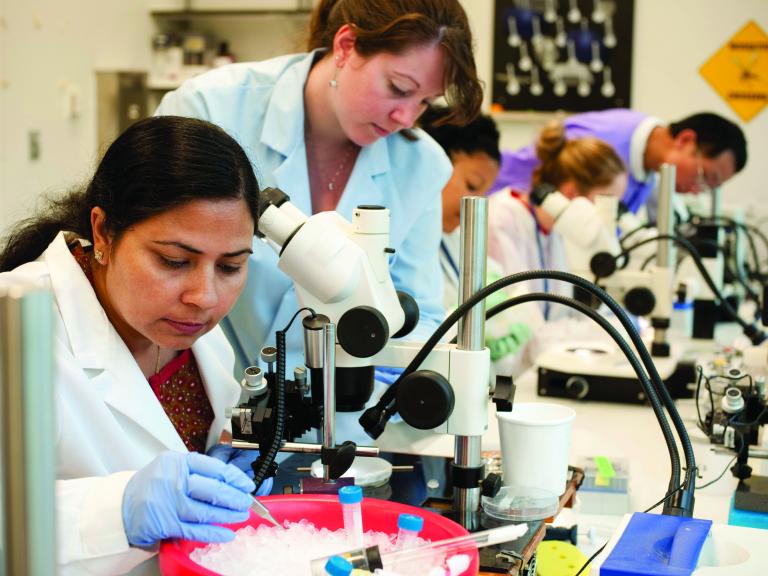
[700,20,768,122]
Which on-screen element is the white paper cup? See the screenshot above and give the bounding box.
[496,403,575,496]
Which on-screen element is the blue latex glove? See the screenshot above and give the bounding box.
[206,443,274,496]
[122,451,255,547]
[374,366,404,386]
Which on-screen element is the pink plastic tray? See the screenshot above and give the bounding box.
[159,494,478,575]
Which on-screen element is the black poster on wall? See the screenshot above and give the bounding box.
[491,0,635,113]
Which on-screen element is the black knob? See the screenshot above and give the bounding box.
[338,306,389,358]
[359,405,389,439]
[565,376,589,400]
[624,287,656,316]
[392,290,420,339]
[321,441,357,479]
[396,370,455,430]
[590,252,617,278]
[481,473,502,498]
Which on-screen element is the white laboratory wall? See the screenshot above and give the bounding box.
[461,0,768,220]
[0,1,153,232]
[1,0,768,235]
[631,0,768,219]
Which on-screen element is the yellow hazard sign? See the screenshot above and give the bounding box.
[700,20,768,122]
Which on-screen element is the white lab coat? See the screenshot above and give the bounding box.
[487,191,572,317]
[156,51,451,376]
[440,228,543,378]
[0,232,240,575]
[487,191,624,360]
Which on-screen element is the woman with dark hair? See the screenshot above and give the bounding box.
[156,0,484,415]
[420,107,534,379]
[0,116,270,574]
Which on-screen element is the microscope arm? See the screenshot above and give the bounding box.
[339,341,491,437]
[258,188,417,358]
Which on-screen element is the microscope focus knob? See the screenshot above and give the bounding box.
[590,252,617,277]
[721,387,745,414]
[392,290,420,339]
[481,473,503,498]
[396,370,455,430]
[624,287,655,317]
[338,306,389,358]
[241,366,267,398]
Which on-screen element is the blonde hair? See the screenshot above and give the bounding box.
[532,122,625,196]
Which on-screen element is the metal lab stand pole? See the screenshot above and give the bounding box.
[454,196,488,530]
[651,164,675,356]
[322,322,336,482]
[711,184,723,220]
[1,287,56,576]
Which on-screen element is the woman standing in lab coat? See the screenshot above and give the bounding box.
[155,0,484,393]
[0,116,268,575]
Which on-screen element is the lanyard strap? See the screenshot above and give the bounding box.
[440,239,460,279]
[528,202,551,320]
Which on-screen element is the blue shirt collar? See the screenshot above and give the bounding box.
[261,51,317,157]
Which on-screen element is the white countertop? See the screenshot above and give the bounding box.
[375,327,765,526]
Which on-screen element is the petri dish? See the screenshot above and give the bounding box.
[481,485,559,522]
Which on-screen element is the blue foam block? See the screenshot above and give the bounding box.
[600,512,712,576]
[728,495,768,530]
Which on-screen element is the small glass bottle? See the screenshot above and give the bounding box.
[395,513,424,550]
[339,485,364,548]
[324,555,353,576]
[212,41,235,68]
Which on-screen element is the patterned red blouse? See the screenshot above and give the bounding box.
[70,241,214,453]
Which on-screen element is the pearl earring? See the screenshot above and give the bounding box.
[94,249,104,263]
[329,55,340,88]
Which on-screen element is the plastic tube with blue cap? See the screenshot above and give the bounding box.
[339,485,364,548]
[324,555,353,576]
[309,523,529,576]
[395,513,424,550]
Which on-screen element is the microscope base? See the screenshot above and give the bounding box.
[536,342,693,404]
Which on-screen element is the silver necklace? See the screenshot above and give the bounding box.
[305,123,357,193]
[326,145,355,192]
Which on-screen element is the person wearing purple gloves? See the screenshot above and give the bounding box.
[491,110,747,219]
